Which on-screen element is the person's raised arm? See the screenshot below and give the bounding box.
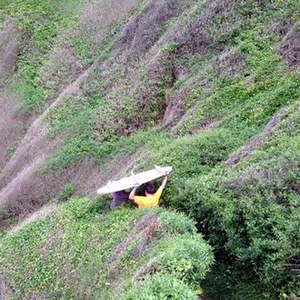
[129,186,138,200]
[129,172,141,200]
[160,175,168,190]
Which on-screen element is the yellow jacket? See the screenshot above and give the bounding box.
[133,187,163,208]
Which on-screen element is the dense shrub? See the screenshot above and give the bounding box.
[161,110,300,297]
[0,199,213,299]
[124,274,197,300]
[156,234,214,285]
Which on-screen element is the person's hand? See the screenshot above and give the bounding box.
[164,169,172,176]
[131,171,141,188]
[133,181,140,188]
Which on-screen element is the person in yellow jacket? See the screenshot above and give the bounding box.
[129,175,169,208]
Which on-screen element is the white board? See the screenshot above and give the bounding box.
[97,166,172,194]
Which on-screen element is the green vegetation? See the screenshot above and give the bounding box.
[0,199,213,299]
[58,183,76,202]
[156,104,300,297]
[1,0,300,298]
[0,0,80,111]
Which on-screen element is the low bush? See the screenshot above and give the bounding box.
[58,183,76,202]
[124,274,197,300]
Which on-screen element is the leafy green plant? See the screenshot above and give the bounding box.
[156,234,214,286]
[58,183,76,202]
[124,274,198,300]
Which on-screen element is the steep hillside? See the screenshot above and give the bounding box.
[0,0,300,298]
